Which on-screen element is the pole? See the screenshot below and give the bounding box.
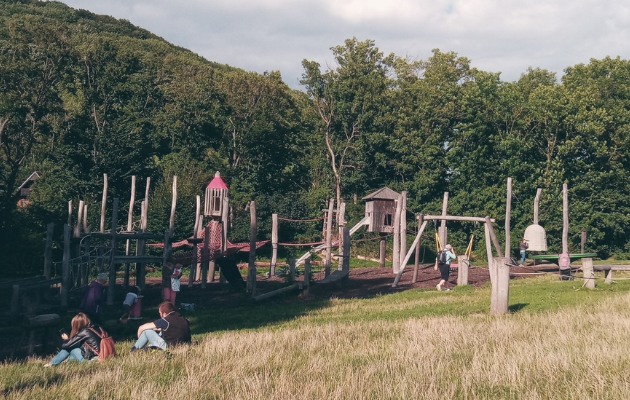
[505,177,512,259]
[247,201,257,295]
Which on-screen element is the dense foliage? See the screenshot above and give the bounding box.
[2,0,630,276]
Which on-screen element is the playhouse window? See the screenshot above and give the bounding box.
[383,214,392,226]
[213,197,221,212]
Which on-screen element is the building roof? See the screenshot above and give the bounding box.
[206,171,228,190]
[362,187,400,201]
[16,171,42,193]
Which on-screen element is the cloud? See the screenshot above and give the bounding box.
[59,0,630,88]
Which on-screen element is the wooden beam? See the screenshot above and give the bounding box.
[325,199,334,278]
[533,188,542,225]
[61,224,71,310]
[107,198,119,306]
[562,183,569,254]
[412,214,423,283]
[399,191,407,273]
[422,215,496,223]
[253,283,300,302]
[169,175,177,233]
[392,220,428,288]
[439,192,449,248]
[247,201,257,295]
[342,227,350,272]
[271,213,278,277]
[485,216,504,258]
[505,177,512,258]
[484,221,495,287]
[337,202,346,271]
[100,174,108,232]
[392,194,401,274]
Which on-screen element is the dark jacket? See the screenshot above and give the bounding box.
[61,324,102,359]
[80,281,105,315]
[162,264,174,289]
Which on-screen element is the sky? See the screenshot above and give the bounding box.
[59,0,630,89]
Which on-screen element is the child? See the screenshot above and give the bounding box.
[119,286,141,322]
[168,263,183,306]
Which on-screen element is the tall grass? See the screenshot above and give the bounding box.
[4,274,630,399]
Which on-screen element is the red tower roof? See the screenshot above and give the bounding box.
[206,171,228,190]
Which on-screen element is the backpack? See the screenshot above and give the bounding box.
[437,250,448,264]
[85,327,116,362]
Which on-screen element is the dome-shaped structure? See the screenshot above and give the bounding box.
[523,224,547,251]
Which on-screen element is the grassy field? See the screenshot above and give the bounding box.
[3,273,630,399]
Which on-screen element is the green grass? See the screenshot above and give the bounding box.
[5,273,630,399]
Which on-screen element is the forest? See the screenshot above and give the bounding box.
[2,0,630,277]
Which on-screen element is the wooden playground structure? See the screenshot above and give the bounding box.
[6,173,605,323]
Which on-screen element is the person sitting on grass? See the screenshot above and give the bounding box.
[45,313,101,367]
[131,301,191,352]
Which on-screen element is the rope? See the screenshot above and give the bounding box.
[278,241,325,247]
[278,217,325,222]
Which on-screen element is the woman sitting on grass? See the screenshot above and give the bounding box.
[44,313,102,367]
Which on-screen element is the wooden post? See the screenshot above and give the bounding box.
[581,230,586,254]
[392,195,401,274]
[342,227,350,272]
[83,204,89,234]
[100,174,108,232]
[582,258,594,289]
[457,255,469,286]
[605,269,613,285]
[325,199,334,278]
[107,198,119,306]
[534,188,542,225]
[399,191,407,273]
[74,200,84,238]
[44,223,54,279]
[169,175,177,233]
[337,202,346,271]
[505,178,512,259]
[221,196,229,253]
[379,234,386,269]
[392,220,428,287]
[209,260,216,282]
[271,213,278,277]
[289,258,296,283]
[201,225,210,289]
[82,231,91,286]
[136,200,147,289]
[562,183,569,255]
[61,224,71,310]
[412,214,423,283]
[439,192,449,247]
[303,259,310,295]
[491,257,510,315]
[68,200,72,227]
[247,201,257,294]
[485,216,504,258]
[124,176,136,289]
[188,243,198,289]
[484,221,495,286]
[163,230,172,267]
[194,196,202,282]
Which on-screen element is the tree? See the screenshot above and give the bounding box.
[301,38,394,206]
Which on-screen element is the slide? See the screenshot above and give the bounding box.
[216,257,246,289]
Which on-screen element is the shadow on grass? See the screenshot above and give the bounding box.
[508,303,529,312]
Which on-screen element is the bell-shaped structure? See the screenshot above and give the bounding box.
[523,223,547,251]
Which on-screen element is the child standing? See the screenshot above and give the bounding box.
[119,286,140,322]
[168,263,183,306]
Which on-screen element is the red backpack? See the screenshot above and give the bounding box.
[85,327,116,362]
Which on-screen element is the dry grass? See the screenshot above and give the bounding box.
[4,276,630,399]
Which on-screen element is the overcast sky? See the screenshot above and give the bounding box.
[60,0,629,89]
